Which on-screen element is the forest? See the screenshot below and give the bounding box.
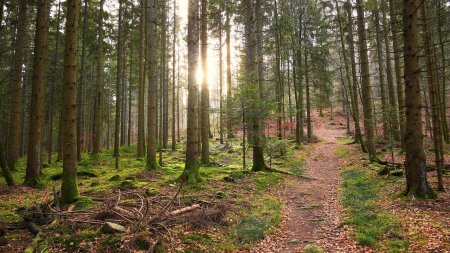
[0,0,449,252]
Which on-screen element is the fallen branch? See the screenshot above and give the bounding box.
[169,204,200,216]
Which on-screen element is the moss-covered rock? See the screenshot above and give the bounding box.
[101,222,126,234]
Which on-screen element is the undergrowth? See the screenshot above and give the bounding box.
[342,166,408,252]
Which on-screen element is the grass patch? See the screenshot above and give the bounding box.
[335,146,349,158]
[234,197,281,244]
[255,172,282,191]
[342,167,407,250]
[336,136,353,144]
[304,244,324,253]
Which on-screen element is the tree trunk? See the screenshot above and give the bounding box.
[219,12,224,145]
[337,3,361,144]
[403,0,434,198]
[171,0,177,151]
[381,0,400,143]
[389,0,405,147]
[226,5,233,139]
[274,0,283,140]
[48,1,62,165]
[161,0,169,150]
[8,0,27,170]
[77,0,88,162]
[200,0,210,164]
[25,0,51,186]
[437,0,449,143]
[114,0,124,169]
[137,0,146,157]
[61,0,81,204]
[244,0,267,172]
[295,12,304,145]
[374,7,390,141]
[181,0,201,183]
[420,2,445,192]
[0,143,14,186]
[356,0,376,161]
[92,0,104,157]
[305,52,312,140]
[147,0,159,170]
[127,45,133,147]
[345,0,365,152]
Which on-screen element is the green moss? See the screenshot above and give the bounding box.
[335,146,349,158]
[255,172,281,191]
[233,197,281,244]
[117,180,138,190]
[386,239,409,253]
[145,188,160,197]
[98,235,122,252]
[304,244,324,253]
[51,171,97,181]
[342,167,406,250]
[61,173,79,204]
[180,160,202,184]
[23,177,44,189]
[146,156,160,171]
[183,233,214,245]
[134,238,151,250]
[73,196,97,210]
[49,229,98,251]
[109,175,121,181]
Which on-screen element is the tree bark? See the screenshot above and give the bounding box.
[374,7,390,141]
[244,0,267,172]
[226,5,233,139]
[8,0,27,170]
[420,2,445,192]
[305,51,312,140]
[403,0,433,198]
[181,0,201,183]
[114,0,124,169]
[356,0,376,161]
[77,0,88,161]
[147,0,159,170]
[61,0,81,203]
[92,0,105,157]
[0,142,14,186]
[200,0,210,164]
[171,0,177,151]
[345,0,365,151]
[161,0,169,149]
[382,0,400,143]
[389,0,405,147]
[219,10,224,145]
[47,1,62,165]
[25,0,51,186]
[137,0,146,157]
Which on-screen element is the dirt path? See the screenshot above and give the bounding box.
[254,121,352,252]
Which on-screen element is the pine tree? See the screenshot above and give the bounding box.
[61,0,81,203]
[181,0,202,183]
[25,0,51,186]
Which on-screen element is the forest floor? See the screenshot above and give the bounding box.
[0,112,449,253]
[255,114,450,253]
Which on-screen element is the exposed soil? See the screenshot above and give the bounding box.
[254,118,363,253]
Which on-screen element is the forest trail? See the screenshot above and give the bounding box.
[255,120,351,252]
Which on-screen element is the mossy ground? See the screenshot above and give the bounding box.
[0,139,304,252]
[341,165,408,252]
